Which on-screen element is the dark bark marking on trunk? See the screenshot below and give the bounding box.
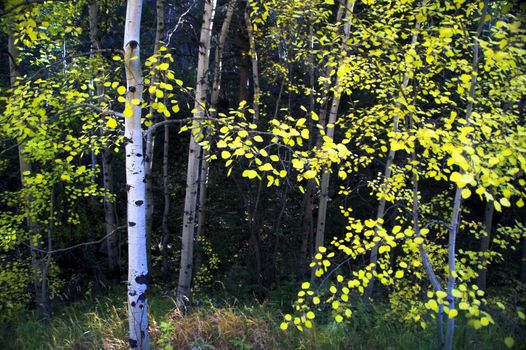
[135,273,149,284]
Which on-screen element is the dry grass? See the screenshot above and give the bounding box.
[160,306,279,350]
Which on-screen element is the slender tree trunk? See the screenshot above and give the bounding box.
[161,121,170,277]
[249,180,265,299]
[244,1,260,121]
[177,0,217,305]
[123,0,149,348]
[238,32,249,104]
[445,187,462,350]
[194,0,236,261]
[145,0,166,271]
[210,0,236,112]
[364,18,422,298]
[476,200,494,290]
[312,0,354,281]
[445,4,487,349]
[89,0,119,274]
[299,24,318,277]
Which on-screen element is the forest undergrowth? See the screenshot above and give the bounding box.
[1,284,523,350]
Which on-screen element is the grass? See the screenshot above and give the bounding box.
[1,288,524,349]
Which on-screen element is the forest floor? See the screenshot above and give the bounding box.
[0,285,523,350]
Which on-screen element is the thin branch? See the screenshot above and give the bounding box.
[25,226,126,255]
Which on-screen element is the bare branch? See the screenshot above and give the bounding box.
[25,226,126,255]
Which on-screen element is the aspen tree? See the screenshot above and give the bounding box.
[123,0,149,347]
[177,0,217,305]
[312,0,354,280]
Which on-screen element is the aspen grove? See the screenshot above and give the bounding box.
[0,0,525,349]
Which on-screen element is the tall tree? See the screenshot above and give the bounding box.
[244,0,260,121]
[177,0,217,305]
[123,0,149,347]
[312,0,353,280]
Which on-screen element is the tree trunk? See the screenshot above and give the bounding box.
[145,0,166,271]
[193,0,236,276]
[249,181,265,299]
[161,121,170,278]
[123,0,149,348]
[445,4,487,349]
[312,0,354,281]
[476,200,494,290]
[364,18,422,298]
[238,39,249,104]
[244,2,260,121]
[210,0,236,112]
[88,0,119,275]
[177,0,217,305]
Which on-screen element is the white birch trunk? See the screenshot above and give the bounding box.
[195,0,236,243]
[445,3,487,348]
[312,0,354,280]
[123,0,149,348]
[177,0,216,305]
[244,2,260,121]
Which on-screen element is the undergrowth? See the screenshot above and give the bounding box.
[0,287,523,350]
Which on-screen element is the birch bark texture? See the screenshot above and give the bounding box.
[123,0,149,348]
[244,1,260,121]
[177,0,217,305]
[312,0,354,281]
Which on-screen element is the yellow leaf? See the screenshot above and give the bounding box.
[106,118,117,129]
[221,151,231,159]
[500,197,511,207]
[131,98,141,105]
[242,170,258,179]
[117,86,127,95]
[172,104,180,113]
[123,106,133,118]
[159,63,169,70]
[253,135,263,142]
[461,188,471,199]
[301,129,310,139]
[304,170,316,179]
[306,311,315,319]
[259,163,273,171]
[395,270,404,278]
[448,309,458,318]
[279,322,288,331]
[517,198,524,208]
